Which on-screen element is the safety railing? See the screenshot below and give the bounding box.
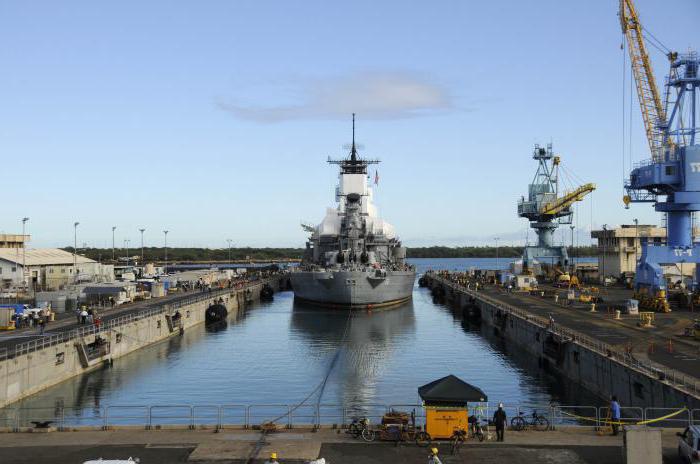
[4,276,283,361]
[0,402,694,430]
[427,273,700,397]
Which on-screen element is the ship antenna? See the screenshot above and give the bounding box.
[351,113,357,161]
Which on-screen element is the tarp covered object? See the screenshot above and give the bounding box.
[418,375,488,405]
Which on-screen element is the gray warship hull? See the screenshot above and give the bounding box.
[290,269,416,309]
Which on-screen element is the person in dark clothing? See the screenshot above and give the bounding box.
[493,403,507,442]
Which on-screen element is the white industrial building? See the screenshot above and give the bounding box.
[0,248,114,291]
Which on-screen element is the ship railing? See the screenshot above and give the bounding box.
[1,402,696,430]
[5,276,282,360]
[427,274,700,398]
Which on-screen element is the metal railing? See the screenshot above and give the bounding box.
[4,276,282,361]
[0,402,693,430]
[428,273,700,397]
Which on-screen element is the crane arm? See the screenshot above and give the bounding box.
[619,0,667,159]
[540,183,596,216]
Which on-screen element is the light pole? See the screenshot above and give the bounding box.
[21,217,29,288]
[73,222,79,279]
[601,224,608,284]
[570,225,575,267]
[494,237,500,269]
[163,230,169,274]
[112,226,116,262]
[139,228,146,264]
[633,218,639,274]
[227,239,233,264]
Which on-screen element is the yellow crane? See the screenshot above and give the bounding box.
[619,0,669,160]
[541,183,596,216]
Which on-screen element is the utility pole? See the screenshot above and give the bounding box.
[112,226,116,262]
[21,217,29,289]
[139,228,146,264]
[73,222,80,280]
[124,239,130,267]
[163,230,169,274]
[227,239,233,264]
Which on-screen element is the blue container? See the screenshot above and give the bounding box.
[0,304,25,315]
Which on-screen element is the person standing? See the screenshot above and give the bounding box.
[493,403,507,442]
[610,396,621,436]
[264,452,279,464]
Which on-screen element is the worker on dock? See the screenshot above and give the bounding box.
[493,403,507,442]
[264,451,280,464]
[610,396,621,436]
[428,447,442,464]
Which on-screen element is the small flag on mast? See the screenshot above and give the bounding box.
[374,170,379,185]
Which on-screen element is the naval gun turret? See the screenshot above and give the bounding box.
[517,144,595,274]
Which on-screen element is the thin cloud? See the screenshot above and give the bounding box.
[218,71,453,122]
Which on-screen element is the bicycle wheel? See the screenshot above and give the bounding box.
[477,429,485,442]
[510,416,526,431]
[534,416,549,432]
[361,428,376,442]
[415,431,431,447]
[451,436,461,455]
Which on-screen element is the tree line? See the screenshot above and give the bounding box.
[64,245,599,262]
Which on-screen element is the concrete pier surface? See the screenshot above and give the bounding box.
[0,427,687,463]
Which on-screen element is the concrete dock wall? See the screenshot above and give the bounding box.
[426,275,700,411]
[0,278,282,408]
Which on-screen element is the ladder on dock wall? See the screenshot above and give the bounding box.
[75,337,111,369]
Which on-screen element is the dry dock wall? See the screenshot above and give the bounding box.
[427,275,700,411]
[0,278,282,408]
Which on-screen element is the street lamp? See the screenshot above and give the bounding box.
[163,230,169,274]
[633,218,639,274]
[139,228,146,264]
[112,226,116,262]
[21,217,29,288]
[494,237,500,269]
[570,225,575,266]
[73,222,80,279]
[601,224,608,284]
[227,239,233,265]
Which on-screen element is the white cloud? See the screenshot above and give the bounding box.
[218,71,452,122]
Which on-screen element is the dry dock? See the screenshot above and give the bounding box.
[425,272,700,411]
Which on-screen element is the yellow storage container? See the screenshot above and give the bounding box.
[425,407,469,439]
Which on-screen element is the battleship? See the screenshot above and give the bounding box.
[290,115,416,309]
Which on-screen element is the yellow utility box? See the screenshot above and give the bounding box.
[418,374,488,439]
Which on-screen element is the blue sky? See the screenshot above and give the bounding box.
[1,0,698,249]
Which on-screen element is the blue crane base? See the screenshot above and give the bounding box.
[522,246,569,271]
[635,243,700,292]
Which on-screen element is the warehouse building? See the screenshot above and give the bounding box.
[0,248,114,291]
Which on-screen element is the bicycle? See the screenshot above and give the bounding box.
[510,410,550,431]
[345,417,371,439]
[450,429,467,455]
[378,423,431,447]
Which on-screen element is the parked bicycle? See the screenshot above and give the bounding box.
[345,417,372,440]
[510,410,549,431]
[375,423,431,446]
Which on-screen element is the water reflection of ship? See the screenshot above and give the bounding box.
[290,300,416,409]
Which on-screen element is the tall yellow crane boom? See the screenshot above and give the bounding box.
[619,0,667,160]
[540,183,596,216]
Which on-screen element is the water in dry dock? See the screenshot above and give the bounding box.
[8,259,597,426]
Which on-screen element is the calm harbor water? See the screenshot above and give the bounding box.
[9,258,598,425]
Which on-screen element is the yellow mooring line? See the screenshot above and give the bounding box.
[558,407,688,425]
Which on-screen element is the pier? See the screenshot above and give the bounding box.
[0,274,287,408]
[424,272,700,411]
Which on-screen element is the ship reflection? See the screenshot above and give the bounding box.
[290,300,416,410]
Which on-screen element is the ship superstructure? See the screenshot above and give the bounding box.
[290,115,415,308]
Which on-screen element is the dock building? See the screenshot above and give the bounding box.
[591,225,697,282]
[0,248,114,291]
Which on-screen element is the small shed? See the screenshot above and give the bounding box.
[418,375,487,439]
